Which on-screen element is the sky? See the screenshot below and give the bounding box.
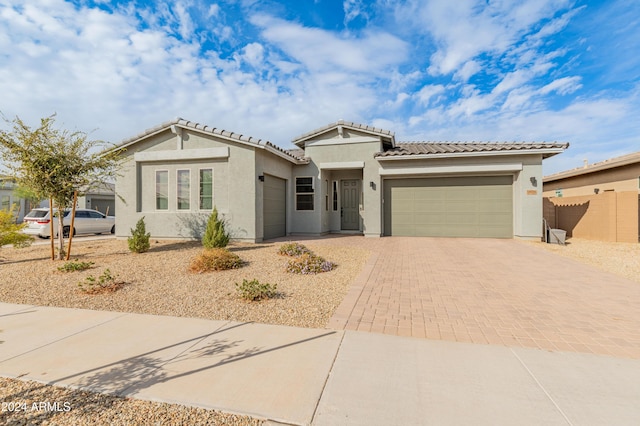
[0,0,638,175]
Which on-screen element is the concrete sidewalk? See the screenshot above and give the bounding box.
[2,302,640,425]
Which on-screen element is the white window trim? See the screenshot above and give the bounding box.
[332,181,338,211]
[198,168,214,211]
[295,176,315,211]
[176,169,191,211]
[155,169,170,211]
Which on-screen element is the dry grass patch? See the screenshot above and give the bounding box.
[0,238,371,328]
[188,248,243,273]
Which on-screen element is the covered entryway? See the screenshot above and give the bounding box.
[263,174,286,240]
[383,176,513,238]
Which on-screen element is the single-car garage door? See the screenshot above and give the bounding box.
[384,176,513,238]
[263,174,286,240]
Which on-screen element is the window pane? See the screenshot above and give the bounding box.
[177,170,190,210]
[199,169,213,210]
[332,181,338,211]
[1,196,9,211]
[295,177,314,193]
[296,194,314,211]
[156,171,169,210]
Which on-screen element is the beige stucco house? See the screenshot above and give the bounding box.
[543,151,640,242]
[114,119,567,242]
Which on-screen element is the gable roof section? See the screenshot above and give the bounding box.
[376,142,569,160]
[292,120,395,147]
[544,150,640,182]
[116,118,308,164]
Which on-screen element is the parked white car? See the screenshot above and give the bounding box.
[22,208,115,238]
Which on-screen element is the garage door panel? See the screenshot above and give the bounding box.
[385,176,513,238]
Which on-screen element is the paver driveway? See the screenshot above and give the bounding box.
[321,237,640,359]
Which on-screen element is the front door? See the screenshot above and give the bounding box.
[341,180,360,230]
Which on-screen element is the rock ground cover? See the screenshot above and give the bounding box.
[0,237,370,425]
[524,237,640,284]
[0,239,370,329]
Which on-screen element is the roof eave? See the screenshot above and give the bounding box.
[376,147,567,161]
[544,154,640,182]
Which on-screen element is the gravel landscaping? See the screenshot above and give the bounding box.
[524,237,640,284]
[0,238,370,329]
[0,237,370,424]
[0,377,262,426]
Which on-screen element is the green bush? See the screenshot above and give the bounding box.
[202,207,229,249]
[0,209,32,249]
[58,260,94,272]
[278,242,311,257]
[189,248,242,273]
[78,269,124,294]
[128,217,150,253]
[235,279,278,301]
[286,253,336,275]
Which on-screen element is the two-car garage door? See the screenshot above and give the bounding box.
[384,176,513,238]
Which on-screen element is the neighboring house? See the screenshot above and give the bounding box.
[543,151,640,243]
[0,175,29,222]
[114,118,567,242]
[77,182,116,216]
[0,175,115,222]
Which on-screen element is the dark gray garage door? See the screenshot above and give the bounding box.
[384,176,513,238]
[263,175,286,240]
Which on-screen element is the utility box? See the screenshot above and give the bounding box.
[547,229,566,245]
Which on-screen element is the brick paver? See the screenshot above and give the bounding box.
[320,236,640,359]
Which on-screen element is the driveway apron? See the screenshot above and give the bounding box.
[328,237,640,359]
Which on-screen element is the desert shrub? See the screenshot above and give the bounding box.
[189,248,242,273]
[286,253,335,274]
[0,209,32,249]
[78,269,124,294]
[278,242,311,257]
[58,260,94,272]
[235,279,278,301]
[128,217,150,253]
[202,207,229,249]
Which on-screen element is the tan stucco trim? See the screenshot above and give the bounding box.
[306,136,378,147]
[379,163,523,176]
[377,148,564,161]
[319,161,365,170]
[134,147,229,162]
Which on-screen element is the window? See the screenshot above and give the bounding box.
[1,195,9,211]
[199,169,213,210]
[296,177,314,210]
[88,211,105,219]
[325,180,329,211]
[177,170,190,210]
[332,181,338,211]
[156,170,169,210]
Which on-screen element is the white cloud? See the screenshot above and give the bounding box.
[539,76,582,95]
[415,84,445,106]
[250,14,407,74]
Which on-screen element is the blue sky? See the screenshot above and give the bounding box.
[0,0,638,174]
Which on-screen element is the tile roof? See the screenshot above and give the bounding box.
[117,118,307,162]
[544,150,640,181]
[376,142,569,159]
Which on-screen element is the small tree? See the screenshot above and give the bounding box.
[0,209,32,249]
[0,114,123,259]
[128,217,150,253]
[202,207,229,248]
